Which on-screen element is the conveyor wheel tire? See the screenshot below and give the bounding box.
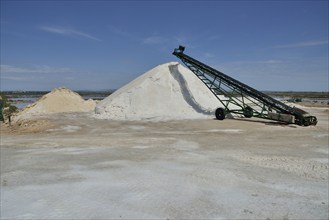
[215,108,225,120]
[310,116,318,126]
[243,106,253,118]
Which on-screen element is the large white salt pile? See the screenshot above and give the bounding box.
[16,87,96,119]
[95,62,221,120]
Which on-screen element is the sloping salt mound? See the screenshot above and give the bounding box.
[16,87,96,119]
[95,62,220,120]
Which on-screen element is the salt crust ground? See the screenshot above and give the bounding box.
[1,106,328,219]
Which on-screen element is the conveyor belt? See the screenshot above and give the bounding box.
[173,46,317,126]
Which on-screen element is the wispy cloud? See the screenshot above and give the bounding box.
[274,40,328,49]
[1,76,31,81]
[243,60,282,64]
[218,60,283,66]
[108,25,131,38]
[204,52,215,58]
[40,26,102,41]
[1,64,73,74]
[207,35,220,41]
[143,36,169,45]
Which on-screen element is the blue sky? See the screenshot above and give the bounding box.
[1,0,328,91]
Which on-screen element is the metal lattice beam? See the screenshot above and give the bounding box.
[173,46,317,126]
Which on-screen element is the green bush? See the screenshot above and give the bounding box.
[0,102,3,121]
[0,93,18,122]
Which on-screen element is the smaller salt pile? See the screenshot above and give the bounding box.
[16,87,96,120]
[95,62,220,120]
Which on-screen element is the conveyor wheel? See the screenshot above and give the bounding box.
[243,106,253,118]
[215,108,225,120]
[303,116,317,126]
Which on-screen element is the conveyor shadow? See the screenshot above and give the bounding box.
[169,64,213,116]
[212,117,298,128]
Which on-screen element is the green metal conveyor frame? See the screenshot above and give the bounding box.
[173,46,317,126]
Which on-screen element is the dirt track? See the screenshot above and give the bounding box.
[1,107,328,219]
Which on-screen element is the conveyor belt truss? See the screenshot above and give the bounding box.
[173,46,317,126]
